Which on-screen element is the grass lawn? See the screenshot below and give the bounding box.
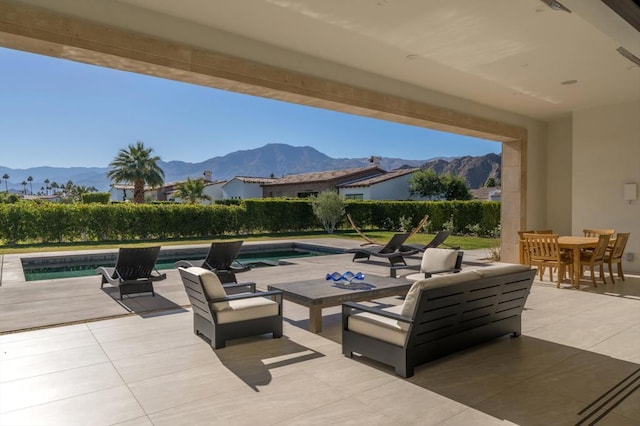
[0,230,499,255]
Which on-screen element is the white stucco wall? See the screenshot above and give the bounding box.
[572,100,640,273]
[546,116,573,235]
[222,179,264,199]
[370,176,413,200]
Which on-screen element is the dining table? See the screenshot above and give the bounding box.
[557,236,599,288]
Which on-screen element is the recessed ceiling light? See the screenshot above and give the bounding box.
[560,79,578,85]
[537,0,571,13]
[406,54,419,60]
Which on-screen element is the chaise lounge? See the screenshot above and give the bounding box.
[345,233,418,267]
[342,264,536,377]
[175,240,251,284]
[97,246,167,300]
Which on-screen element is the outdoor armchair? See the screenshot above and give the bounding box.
[97,246,166,300]
[179,266,282,349]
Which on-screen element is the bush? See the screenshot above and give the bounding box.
[311,191,345,234]
[81,192,111,204]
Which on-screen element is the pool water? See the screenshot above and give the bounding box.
[23,248,332,281]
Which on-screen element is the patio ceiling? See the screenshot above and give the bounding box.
[105,0,640,121]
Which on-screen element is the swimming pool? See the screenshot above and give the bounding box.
[21,243,342,281]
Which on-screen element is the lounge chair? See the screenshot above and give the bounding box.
[97,246,166,300]
[179,266,283,349]
[401,230,458,252]
[346,233,418,267]
[175,240,251,284]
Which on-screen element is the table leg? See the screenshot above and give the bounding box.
[309,305,322,333]
[573,246,581,289]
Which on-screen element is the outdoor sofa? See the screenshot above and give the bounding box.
[342,263,536,377]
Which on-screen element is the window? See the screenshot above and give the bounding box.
[345,194,364,200]
[297,191,319,198]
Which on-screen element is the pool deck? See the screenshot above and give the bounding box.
[1,238,639,425]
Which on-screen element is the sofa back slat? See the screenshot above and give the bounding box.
[408,270,534,348]
[180,271,214,321]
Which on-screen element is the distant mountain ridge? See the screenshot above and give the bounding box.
[0,143,500,192]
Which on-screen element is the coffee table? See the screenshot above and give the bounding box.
[267,275,411,333]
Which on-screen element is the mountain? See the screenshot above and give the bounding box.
[0,143,499,192]
[420,153,501,189]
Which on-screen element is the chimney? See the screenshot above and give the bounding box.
[203,170,212,182]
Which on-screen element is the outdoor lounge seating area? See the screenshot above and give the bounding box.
[1,239,639,425]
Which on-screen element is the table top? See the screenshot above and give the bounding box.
[557,236,599,245]
[267,274,411,306]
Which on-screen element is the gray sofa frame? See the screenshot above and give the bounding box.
[342,267,536,377]
[179,267,283,349]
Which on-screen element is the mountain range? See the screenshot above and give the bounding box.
[0,143,500,192]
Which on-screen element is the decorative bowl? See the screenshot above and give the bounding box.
[325,271,365,283]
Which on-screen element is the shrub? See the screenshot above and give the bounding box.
[311,191,345,234]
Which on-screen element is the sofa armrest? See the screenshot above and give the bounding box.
[342,302,412,324]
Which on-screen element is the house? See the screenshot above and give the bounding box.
[338,168,421,200]
[222,176,277,199]
[3,1,638,270]
[470,187,502,202]
[262,166,384,198]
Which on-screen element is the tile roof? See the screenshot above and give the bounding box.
[231,176,279,184]
[338,168,419,187]
[263,166,384,186]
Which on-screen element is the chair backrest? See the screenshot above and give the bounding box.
[425,230,451,249]
[420,248,461,273]
[583,228,615,238]
[523,233,562,262]
[114,246,161,280]
[609,233,630,260]
[380,233,411,253]
[518,230,534,239]
[203,240,244,270]
[591,234,612,262]
[535,229,553,234]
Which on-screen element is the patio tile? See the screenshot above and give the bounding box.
[0,328,97,361]
[0,385,145,426]
[589,323,640,363]
[0,363,124,413]
[97,326,202,360]
[0,343,109,383]
[274,398,396,425]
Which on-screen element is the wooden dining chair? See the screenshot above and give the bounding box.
[578,234,611,287]
[583,228,615,238]
[518,230,535,264]
[604,233,630,284]
[522,233,572,288]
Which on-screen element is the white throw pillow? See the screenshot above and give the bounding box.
[420,248,460,273]
[398,270,479,329]
[187,267,229,309]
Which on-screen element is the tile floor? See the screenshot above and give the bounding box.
[1,242,639,425]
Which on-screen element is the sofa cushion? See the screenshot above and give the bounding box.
[420,248,460,273]
[473,263,531,278]
[399,270,480,328]
[347,305,407,347]
[187,267,229,309]
[212,296,279,324]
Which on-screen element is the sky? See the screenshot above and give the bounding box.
[0,47,500,169]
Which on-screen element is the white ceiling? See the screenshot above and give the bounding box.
[8,0,640,121]
[106,0,640,121]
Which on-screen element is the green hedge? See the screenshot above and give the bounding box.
[0,200,500,244]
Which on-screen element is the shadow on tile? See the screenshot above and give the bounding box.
[212,336,325,392]
[101,287,188,315]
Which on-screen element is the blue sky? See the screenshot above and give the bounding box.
[0,47,500,169]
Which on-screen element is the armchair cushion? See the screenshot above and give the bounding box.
[399,270,479,328]
[212,297,279,324]
[189,267,230,309]
[347,305,407,347]
[420,248,460,272]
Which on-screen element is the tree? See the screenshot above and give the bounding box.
[175,178,211,204]
[484,177,498,188]
[107,141,165,203]
[311,191,345,234]
[408,169,444,200]
[2,173,8,192]
[27,175,33,195]
[44,178,50,195]
[21,180,27,195]
[442,174,472,200]
[51,181,59,195]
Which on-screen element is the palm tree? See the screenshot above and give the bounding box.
[2,173,8,192]
[27,176,33,195]
[51,181,59,195]
[44,178,50,195]
[108,141,164,203]
[176,178,212,204]
[21,180,27,195]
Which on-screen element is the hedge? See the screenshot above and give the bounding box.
[0,200,500,244]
